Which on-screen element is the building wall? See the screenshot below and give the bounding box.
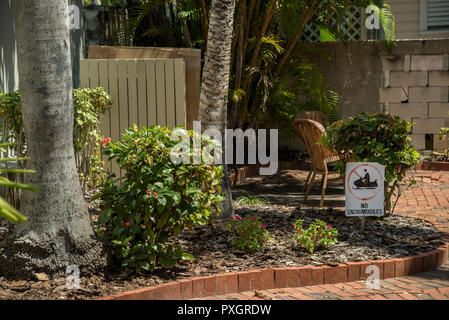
[0,0,86,93]
[301,39,449,152]
[389,0,449,40]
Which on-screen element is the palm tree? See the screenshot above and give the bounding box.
[198,0,236,218]
[0,1,108,277]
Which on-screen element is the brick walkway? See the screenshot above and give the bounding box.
[198,170,449,300]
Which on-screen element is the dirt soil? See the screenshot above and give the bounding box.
[0,195,443,300]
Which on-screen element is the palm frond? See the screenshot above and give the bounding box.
[380,3,396,47]
[319,27,336,42]
[0,197,27,223]
[248,34,284,65]
[177,8,202,23]
[116,0,166,46]
[230,88,246,103]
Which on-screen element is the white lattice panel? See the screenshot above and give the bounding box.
[300,6,362,43]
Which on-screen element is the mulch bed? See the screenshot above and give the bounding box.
[0,191,444,300]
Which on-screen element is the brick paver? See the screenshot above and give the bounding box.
[197,170,449,300]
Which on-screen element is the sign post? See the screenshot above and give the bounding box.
[345,162,385,233]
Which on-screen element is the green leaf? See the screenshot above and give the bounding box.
[181,253,195,261]
[98,208,113,225]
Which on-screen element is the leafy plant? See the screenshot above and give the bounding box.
[72,87,113,191]
[227,214,272,252]
[321,112,420,215]
[95,125,224,272]
[235,195,270,207]
[293,219,338,253]
[259,62,340,135]
[0,142,38,223]
[0,88,112,193]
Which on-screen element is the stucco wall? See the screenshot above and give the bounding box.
[301,39,449,152]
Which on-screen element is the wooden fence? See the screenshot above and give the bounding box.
[80,58,186,174]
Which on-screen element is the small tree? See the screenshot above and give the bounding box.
[321,112,420,216]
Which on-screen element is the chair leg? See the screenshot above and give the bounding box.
[303,171,312,192]
[320,172,328,209]
[303,171,316,204]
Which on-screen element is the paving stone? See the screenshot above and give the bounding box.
[195,170,449,301]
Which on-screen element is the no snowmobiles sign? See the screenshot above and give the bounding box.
[345,162,385,217]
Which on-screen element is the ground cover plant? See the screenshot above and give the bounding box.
[227,214,272,252]
[293,219,338,253]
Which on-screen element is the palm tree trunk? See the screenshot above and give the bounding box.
[0,1,108,278]
[200,0,209,42]
[198,0,236,219]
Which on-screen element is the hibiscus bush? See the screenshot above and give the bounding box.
[227,214,272,252]
[95,125,224,272]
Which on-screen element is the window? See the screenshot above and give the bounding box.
[420,0,449,33]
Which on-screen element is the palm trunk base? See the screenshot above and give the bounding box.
[218,164,234,219]
[0,232,110,279]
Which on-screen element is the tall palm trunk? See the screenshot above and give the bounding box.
[198,0,236,218]
[0,1,108,277]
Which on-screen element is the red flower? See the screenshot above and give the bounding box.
[122,222,131,227]
[262,224,266,229]
[235,215,241,220]
[329,235,333,239]
[251,216,257,221]
[100,138,111,146]
[147,189,152,196]
[327,225,332,229]
[229,216,234,220]
[243,217,248,221]
[153,192,158,197]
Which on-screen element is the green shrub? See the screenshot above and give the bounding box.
[227,214,272,252]
[257,62,340,137]
[321,112,420,215]
[293,219,338,253]
[72,88,112,190]
[95,125,224,272]
[0,88,112,191]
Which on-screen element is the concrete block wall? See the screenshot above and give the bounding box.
[381,54,449,152]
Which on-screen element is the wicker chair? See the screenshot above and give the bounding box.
[292,119,340,208]
[294,111,329,127]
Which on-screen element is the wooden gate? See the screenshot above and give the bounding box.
[80,58,186,174]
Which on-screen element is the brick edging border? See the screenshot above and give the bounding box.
[100,163,449,300]
[100,230,449,300]
[415,161,449,172]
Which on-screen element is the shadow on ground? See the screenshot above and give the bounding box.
[231,169,345,208]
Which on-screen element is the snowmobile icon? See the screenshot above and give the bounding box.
[353,169,378,189]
